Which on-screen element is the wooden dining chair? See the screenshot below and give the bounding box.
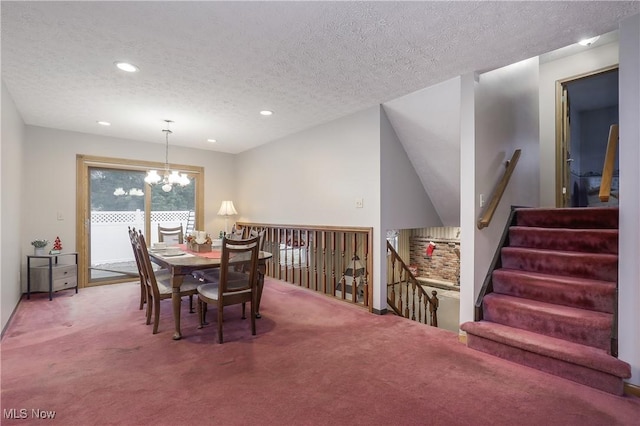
[158,224,184,244]
[192,229,265,284]
[128,227,148,310]
[132,228,198,334]
[196,235,260,343]
[128,227,172,311]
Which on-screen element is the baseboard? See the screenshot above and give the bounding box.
[372,307,388,315]
[1,294,23,339]
[624,382,640,398]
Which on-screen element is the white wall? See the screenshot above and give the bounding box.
[618,13,640,387]
[460,58,540,328]
[235,107,380,227]
[21,126,236,288]
[379,108,442,230]
[380,107,442,310]
[459,74,477,327]
[539,42,619,207]
[1,81,26,332]
[235,106,384,308]
[382,76,462,226]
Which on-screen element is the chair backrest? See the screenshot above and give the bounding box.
[219,235,260,304]
[132,229,162,300]
[128,226,144,279]
[158,224,184,244]
[249,228,266,251]
[226,224,245,241]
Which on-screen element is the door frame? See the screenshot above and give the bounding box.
[554,64,618,207]
[76,154,204,288]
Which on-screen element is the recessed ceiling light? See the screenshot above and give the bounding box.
[259,110,273,116]
[114,61,139,72]
[578,36,600,46]
[97,121,111,126]
[207,138,217,143]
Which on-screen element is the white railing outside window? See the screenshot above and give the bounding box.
[90,210,191,265]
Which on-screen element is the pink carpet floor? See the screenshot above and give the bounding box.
[1,278,639,425]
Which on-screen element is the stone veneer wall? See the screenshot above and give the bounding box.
[409,232,460,284]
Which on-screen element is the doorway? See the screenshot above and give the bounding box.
[556,66,619,207]
[76,155,204,287]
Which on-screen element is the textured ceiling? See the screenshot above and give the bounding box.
[2,1,639,154]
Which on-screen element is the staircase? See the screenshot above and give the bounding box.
[461,207,631,395]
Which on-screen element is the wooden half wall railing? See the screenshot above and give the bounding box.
[235,222,373,310]
[477,149,521,230]
[599,124,619,202]
[386,241,438,327]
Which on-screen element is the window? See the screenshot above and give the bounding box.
[77,155,204,286]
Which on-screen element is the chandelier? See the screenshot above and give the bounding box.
[144,120,190,192]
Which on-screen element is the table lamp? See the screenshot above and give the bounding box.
[217,200,238,235]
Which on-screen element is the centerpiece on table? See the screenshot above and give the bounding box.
[186,231,212,253]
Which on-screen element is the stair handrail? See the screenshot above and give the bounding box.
[474,207,519,321]
[477,149,521,230]
[386,241,438,326]
[599,124,619,202]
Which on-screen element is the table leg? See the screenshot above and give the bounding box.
[27,257,32,299]
[256,264,266,319]
[48,260,53,301]
[171,274,185,340]
[172,287,182,340]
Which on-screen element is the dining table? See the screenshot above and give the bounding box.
[149,244,273,340]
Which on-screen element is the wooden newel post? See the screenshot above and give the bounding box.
[430,290,439,327]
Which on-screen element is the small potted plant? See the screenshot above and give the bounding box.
[31,239,49,256]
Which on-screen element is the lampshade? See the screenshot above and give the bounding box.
[217,201,238,216]
[218,201,237,235]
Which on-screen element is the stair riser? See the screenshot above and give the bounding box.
[516,207,618,229]
[509,228,618,254]
[466,334,624,395]
[483,297,612,351]
[501,249,618,282]
[492,270,616,313]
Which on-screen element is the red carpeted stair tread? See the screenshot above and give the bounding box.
[492,269,616,313]
[508,226,618,254]
[465,207,622,394]
[461,321,631,378]
[482,293,612,351]
[501,247,618,282]
[515,207,618,229]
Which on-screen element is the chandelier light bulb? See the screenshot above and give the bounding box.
[144,120,190,192]
[144,170,161,184]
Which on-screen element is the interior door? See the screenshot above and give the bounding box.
[555,66,619,208]
[560,86,572,207]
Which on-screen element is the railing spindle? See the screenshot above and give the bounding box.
[304,229,311,288]
[330,232,336,296]
[313,230,319,292]
[363,231,369,306]
[236,222,372,309]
